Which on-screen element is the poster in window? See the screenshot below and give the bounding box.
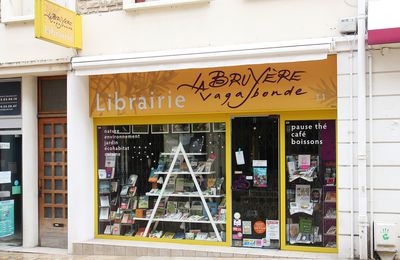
[213,122,226,132]
[172,124,190,133]
[151,124,169,134]
[0,200,14,237]
[0,82,21,116]
[132,125,149,134]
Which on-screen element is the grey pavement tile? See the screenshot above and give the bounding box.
[0,251,307,260]
[114,246,126,256]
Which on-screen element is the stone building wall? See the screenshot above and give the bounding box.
[77,0,123,15]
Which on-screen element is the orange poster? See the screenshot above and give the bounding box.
[90,55,336,117]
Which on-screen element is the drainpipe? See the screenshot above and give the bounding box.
[357,0,368,259]
[368,52,374,259]
[349,46,355,260]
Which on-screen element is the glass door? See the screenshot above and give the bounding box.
[0,134,22,246]
[231,116,280,249]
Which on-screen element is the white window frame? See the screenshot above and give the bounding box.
[123,0,210,11]
[1,0,75,24]
[1,0,34,24]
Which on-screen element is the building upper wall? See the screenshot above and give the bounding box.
[0,21,75,65]
[0,0,356,64]
[0,0,75,66]
[79,0,356,56]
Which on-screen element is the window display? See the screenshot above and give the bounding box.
[285,120,336,248]
[96,122,226,242]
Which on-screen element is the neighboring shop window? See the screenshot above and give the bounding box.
[96,122,226,242]
[285,120,336,248]
[0,135,22,246]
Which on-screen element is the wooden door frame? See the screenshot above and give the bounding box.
[38,117,68,248]
[37,75,68,248]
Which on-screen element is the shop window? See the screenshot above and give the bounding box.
[285,120,337,249]
[96,122,227,242]
[0,0,69,24]
[123,0,209,11]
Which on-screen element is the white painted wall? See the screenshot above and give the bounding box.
[67,73,94,254]
[369,0,400,30]
[0,0,356,64]
[337,48,400,258]
[79,0,356,56]
[0,22,75,64]
[21,76,38,248]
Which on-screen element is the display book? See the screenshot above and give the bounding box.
[98,143,226,241]
[286,155,336,247]
[322,161,337,248]
[98,154,118,223]
[98,153,140,236]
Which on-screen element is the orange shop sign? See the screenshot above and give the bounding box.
[89,55,337,117]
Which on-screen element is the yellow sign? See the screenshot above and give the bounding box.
[34,0,82,49]
[90,55,337,117]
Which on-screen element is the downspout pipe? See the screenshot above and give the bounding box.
[368,52,374,259]
[349,47,355,260]
[357,0,369,259]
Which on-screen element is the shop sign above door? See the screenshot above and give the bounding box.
[90,55,337,117]
[34,0,82,49]
[0,81,21,116]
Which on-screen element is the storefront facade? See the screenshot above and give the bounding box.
[1,0,75,250]
[3,0,400,258]
[0,74,69,249]
[68,53,339,255]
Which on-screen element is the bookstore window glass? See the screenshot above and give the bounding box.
[96,122,227,241]
[285,120,336,248]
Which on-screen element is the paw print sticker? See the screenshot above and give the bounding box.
[381,228,390,241]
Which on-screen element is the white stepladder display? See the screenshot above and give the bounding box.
[143,142,223,241]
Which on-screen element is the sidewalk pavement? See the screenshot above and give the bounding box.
[0,251,293,260]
